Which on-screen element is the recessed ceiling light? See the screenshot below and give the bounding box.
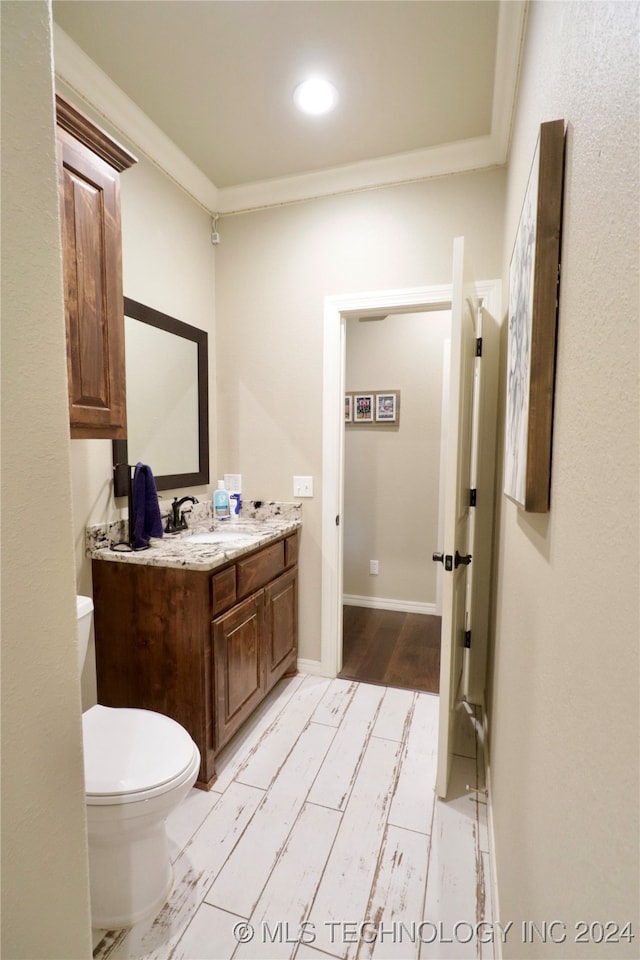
[293,78,338,116]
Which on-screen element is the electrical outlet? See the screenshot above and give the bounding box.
[293,476,313,497]
[369,560,379,575]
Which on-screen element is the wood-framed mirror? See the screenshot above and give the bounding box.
[112,297,209,497]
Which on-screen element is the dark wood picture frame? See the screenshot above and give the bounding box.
[113,298,209,497]
[504,119,565,512]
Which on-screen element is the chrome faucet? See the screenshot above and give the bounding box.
[165,495,199,533]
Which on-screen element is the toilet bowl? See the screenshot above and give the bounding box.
[77,596,200,928]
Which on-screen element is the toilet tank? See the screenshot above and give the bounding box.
[77,595,94,672]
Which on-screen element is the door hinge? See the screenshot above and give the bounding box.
[469,488,477,507]
[475,337,483,357]
[464,630,472,648]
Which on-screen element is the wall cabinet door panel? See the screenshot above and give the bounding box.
[59,134,125,436]
[56,96,136,439]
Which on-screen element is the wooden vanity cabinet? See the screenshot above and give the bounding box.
[92,532,299,788]
[56,96,137,439]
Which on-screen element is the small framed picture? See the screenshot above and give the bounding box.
[376,393,397,422]
[345,394,353,422]
[354,394,374,422]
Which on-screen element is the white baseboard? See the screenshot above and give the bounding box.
[483,715,502,959]
[343,594,437,616]
[296,658,328,677]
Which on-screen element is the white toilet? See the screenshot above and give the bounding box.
[77,595,200,929]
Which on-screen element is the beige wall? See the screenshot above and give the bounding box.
[489,2,639,953]
[54,83,217,708]
[215,169,505,661]
[344,310,450,604]
[1,3,92,957]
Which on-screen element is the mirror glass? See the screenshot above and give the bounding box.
[112,298,209,496]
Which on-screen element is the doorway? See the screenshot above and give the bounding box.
[320,278,500,703]
[320,283,453,681]
[338,308,451,693]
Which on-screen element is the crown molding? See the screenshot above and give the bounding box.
[53,1,526,216]
[490,0,528,160]
[53,25,219,213]
[216,135,502,215]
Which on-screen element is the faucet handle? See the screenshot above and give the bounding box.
[164,513,178,534]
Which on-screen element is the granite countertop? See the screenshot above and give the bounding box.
[86,500,302,573]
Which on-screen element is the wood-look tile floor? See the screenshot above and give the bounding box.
[340,607,441,694]
[93,675,493,960]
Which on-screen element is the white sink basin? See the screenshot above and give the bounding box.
[184,529,257,545]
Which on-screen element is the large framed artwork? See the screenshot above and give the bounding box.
[504,119,566,512]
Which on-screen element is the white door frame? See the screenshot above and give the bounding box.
[320,280,500,680]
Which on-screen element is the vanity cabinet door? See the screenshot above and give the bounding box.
[56,96,136,439]
[213,592,265,750]
[264,567,298,692]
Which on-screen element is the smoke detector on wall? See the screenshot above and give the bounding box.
[211,214,220,245]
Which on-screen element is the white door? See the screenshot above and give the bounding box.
[435,237,478,799]
[462,301,483,702]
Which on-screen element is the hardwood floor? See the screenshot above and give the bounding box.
[340,606,441,694]
[92,674,492,960]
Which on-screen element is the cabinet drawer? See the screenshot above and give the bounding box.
[211,565,237,616]
[236,540,285,599]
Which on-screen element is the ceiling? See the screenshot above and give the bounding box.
[52,1,526,213]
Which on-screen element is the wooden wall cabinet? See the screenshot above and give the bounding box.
[56,96,137,439]
[92,532,299,788]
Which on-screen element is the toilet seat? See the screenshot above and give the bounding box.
[83,704,199,805]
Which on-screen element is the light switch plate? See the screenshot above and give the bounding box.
[224,474,242,494]
[293,475,313,497]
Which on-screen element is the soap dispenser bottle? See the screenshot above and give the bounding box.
[213,480,230,519]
